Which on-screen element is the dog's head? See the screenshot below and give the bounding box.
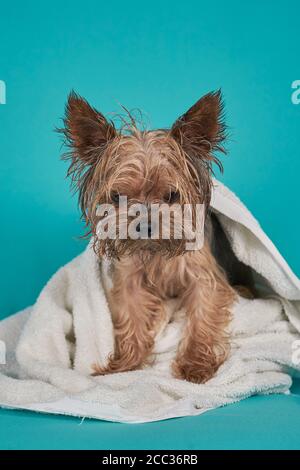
[60,91,226,258]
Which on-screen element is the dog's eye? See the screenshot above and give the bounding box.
[165,191,180,203]
[111,192,120,204]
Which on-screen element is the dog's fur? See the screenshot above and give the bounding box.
[60,90,238,383]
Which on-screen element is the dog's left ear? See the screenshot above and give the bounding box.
[170,90,226,161]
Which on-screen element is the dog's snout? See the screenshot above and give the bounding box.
[136,222,152,237]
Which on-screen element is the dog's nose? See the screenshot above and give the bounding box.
[136,223,152,237]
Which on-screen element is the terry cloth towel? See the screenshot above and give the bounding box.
[0,179,300,423]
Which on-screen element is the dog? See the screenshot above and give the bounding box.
[59,90,246,384]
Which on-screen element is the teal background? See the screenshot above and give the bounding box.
[0,0,300,450]
[1,388,300,450]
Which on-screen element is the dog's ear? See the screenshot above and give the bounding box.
[170,90,226,164]
[60,91,116,164]
[58,92,117,220]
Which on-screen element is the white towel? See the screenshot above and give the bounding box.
[0,179,299,423]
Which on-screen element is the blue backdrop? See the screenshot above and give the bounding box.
[0,0,299,319]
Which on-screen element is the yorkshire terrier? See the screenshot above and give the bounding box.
[60,90,243,384]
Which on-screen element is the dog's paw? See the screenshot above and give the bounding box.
[172,360,217,384]
[91,354,144,376]
[91,358,126,376]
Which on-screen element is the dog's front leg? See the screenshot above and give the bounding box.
[92,283,164,375]
[172,274,235,384]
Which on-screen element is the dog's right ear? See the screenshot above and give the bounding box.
[59,91,116,164]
